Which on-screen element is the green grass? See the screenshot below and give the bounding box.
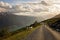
[3,25,40,40]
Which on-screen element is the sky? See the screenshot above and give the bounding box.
[0,0,60,5]
[0,0,60,13]
[0,0,60,12]
[0,0,41,5]
[0,0,60,17]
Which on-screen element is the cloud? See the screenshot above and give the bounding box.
[0,8,7,12]
[41,0,53,6]
[8,2,51,15]
[0,1,12,12]
[0,0,54,13]
[53,0,60,3]
[0,1,12,8]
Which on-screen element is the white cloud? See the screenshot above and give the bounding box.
[0,8,7,12]
[53,0,60,3]
[0,0,60,17]
[0,1,12,8]
[0,1,12,12]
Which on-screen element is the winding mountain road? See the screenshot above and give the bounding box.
[23,23,60,40]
